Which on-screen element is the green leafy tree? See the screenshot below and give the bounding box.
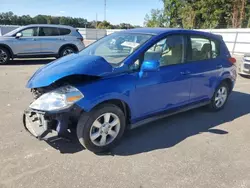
[0,12,138,28]
[119,23,134,29]
[162,0,183,27]
[145,0,250,29]
[144,9,166,27]
[97,21,113,29]
[33,15,47,24]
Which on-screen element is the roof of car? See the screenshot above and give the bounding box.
[121,28,181,35]
[121,28,218,38]
[22,24,75,29]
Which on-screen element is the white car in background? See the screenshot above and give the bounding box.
[238,54,250,77]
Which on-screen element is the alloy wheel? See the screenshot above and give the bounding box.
[214,86,228,108]
[0,49,8,64]
[89,113,121,147]
[62,48,74,56]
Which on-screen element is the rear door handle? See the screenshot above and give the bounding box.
[32,38,36,41]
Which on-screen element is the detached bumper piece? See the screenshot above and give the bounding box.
[23,106,82,140]
[23,110,50,139]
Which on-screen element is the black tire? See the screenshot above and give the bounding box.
[0,47,10,64]
[208,82,229,111]
[76,104,126,153]
[59,46,76,57]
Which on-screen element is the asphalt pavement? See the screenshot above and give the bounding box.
[0,57,249,188]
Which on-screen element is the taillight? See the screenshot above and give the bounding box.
[78,38,83,42]
[229,57,236,64]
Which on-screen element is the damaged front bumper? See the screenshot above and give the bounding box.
[23,105,82,139]
[23,109,48,139]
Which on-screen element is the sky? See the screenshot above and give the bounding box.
[0,0,163,26]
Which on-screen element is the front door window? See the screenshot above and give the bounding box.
[144,35,185,67]
[20,27,38,37]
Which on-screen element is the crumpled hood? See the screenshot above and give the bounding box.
[26,54,114,88]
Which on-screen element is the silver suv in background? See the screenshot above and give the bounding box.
[0,24,85,64]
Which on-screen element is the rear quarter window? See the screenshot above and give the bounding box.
[211,39,220,58]
[59,28,71,35]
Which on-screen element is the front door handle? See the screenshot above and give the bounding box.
[32,38,36,41]
[180,70,191,75]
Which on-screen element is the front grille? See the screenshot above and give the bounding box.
[244,63,250,69]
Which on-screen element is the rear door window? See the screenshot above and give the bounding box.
[39,27,59,36]
[188,36,220,61]
[59,28,71,35]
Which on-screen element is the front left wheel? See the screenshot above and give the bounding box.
[0,47,10,64]
[76,104,126,153]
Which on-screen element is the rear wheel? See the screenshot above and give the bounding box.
[209,82,229,111]
[76,104,126,153]
[59,46,76,57]
[0,47,10,64]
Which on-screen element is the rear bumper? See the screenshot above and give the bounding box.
[23,105,82,139]
[238,71,250,76]
[76,41,85,51]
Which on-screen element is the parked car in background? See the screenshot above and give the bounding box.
[238,53,250,77]
[0,24,85,64]
[23,28,237,153]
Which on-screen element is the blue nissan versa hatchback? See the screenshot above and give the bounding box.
[24,28,237,152]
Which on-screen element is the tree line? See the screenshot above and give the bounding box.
[0,12,139,29]
[144,0,250,29]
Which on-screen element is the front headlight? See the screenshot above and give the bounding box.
[29,85,84,111]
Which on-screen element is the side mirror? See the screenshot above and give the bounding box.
[15,32,22,38]
[139,60,160,77]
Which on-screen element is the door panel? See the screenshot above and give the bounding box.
[132,65,191,121]
[187,60,221,103]
[132,34,191,121]
[12,27,41,55]
[187,36,222,103]
[13,38,41,55]
[160,64,191,108]
[38,27,64,54]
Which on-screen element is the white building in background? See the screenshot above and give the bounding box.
[1,25,250,55]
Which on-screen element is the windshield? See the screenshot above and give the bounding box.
[3,26,23,36]
[79,32,152,65]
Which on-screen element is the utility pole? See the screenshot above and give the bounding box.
[104,0,106,21]
[95,13,98,28]
[95,13,98,40]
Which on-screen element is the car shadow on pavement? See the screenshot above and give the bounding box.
[111,90,250,156]
[44,130,85,154]
[43,91,250,155]
[1,59,54,65]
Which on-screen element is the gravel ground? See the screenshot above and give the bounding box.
[0,57,250,188]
